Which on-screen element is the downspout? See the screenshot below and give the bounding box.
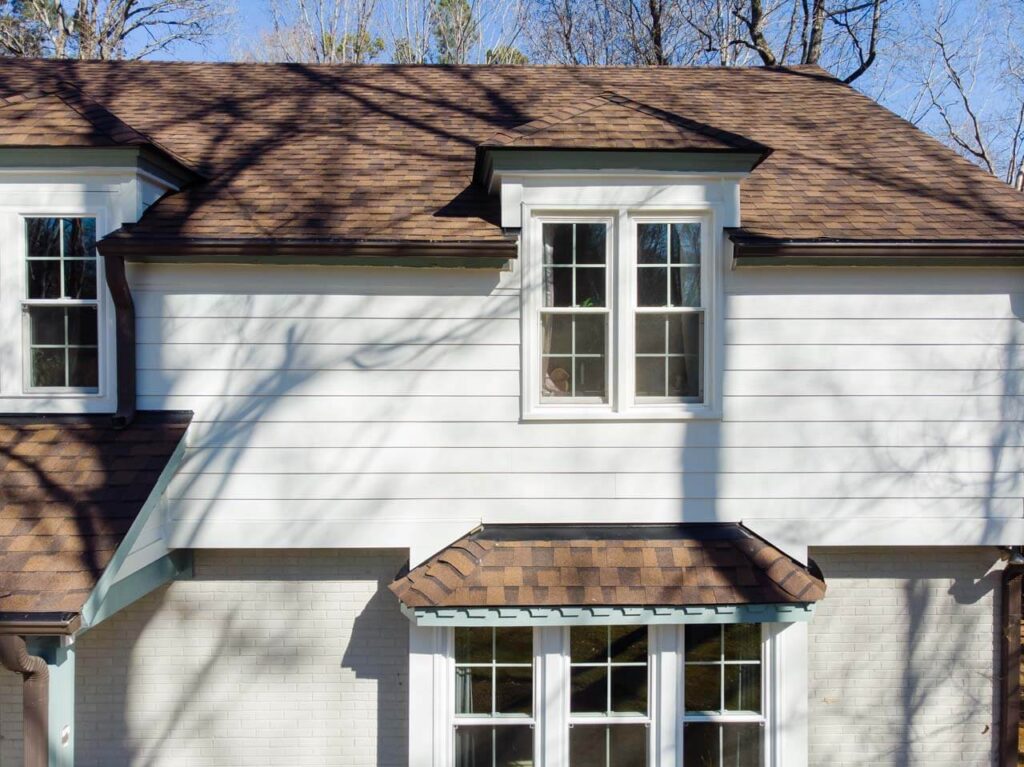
[102,249,136,427]
[999,558,1023,767]
[0,635,48,767]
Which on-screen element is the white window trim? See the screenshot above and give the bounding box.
[521,201,723,421]
[1,204,114,403]
[439,624,777,767]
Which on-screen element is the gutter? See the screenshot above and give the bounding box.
[101,246,136,427]
[97,235,517,269]
[0,636,48,767]
[729,235,1024,266]
[0,613,80,636]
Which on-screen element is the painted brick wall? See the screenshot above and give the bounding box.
[808,547,1000,767]
[0,667,21,767]
[74,549,409,767]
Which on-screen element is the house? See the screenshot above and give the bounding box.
[0,59,1022,767]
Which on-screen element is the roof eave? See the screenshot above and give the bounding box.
[729,235,1024,266]
[98,235,518,269]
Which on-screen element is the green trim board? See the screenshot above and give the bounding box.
[402,603,816,627]
[25,637,75,767]
[78,430,189,633]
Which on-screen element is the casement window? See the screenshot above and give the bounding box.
[524,211,717,420]
[447,624,766,767]
[22,217,100,391]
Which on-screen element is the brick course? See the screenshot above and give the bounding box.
[808,547,1000,767]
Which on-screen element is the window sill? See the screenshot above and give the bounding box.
[521,403,722,422]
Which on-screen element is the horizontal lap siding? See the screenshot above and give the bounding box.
[129,264,1024,543]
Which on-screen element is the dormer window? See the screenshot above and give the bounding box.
[23,217,100,390]
[522,204,719,421]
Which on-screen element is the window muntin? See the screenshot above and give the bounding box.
[23,217,99,390]
[453,627,534,767]
[682,624,764,767]
[568,625,649,767]
[635,223,703,402]
[540,222,609,402]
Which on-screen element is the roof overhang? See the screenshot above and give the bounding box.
[0,613,81,636]
[0,146,201,188]
[729,233,1024,266]
[98,235,517,268]
[477,148,767,193]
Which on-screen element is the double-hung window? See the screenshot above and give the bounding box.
[447,624,767,767]
[525,211,715,419]
[22,217,100,391]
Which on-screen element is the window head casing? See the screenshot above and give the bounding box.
[521,181,725,421]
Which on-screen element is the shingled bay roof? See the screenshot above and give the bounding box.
[0,412,191,615]
[390,524,826,610]
[0,61,1021,252]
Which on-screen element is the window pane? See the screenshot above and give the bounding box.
[570,724,647,767]
[576,267,606,307]
[574,356,606,398]
[577,224,607,264]
[30,348,64,388]
[609,626,647,663]
[542,314,573,355]
[638,224,668,264]
[666,355,700,399]
[63,218,96,259]
[543,223,573,265]
[29,306,65,346]
[456,628,493,664]
[637,268,667,307]
[571,626,607,663]
[495,628,532,664]
[456,667,491,715]
[609,724,647,767]
[27,218,60,260]
[685,625,720,663]
[669,267,700,307]
[723,624,761,662]
[724,665,761,713]
[722,723,762,766]
[495,667,533,715]
[455,726,534,767]
[542,357,572,396]
[669,314,702,357]
[570,666,607,713]
[66,307,98,347]
[64,259,97,299]
[68,348,98,389]
[575,314,606,355]
[543,266,574,307]
[27,258,61,299]
[635,314,665,355]
[635,357,666,397]
[682,723,718,767]
[610,666,647,714]
[670,223,701,265]
[684,665,720,713]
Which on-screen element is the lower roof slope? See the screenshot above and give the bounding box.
[0,411,191,614]
[0,61,1020,254]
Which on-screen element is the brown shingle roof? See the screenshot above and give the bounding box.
[0,61,1021,249]
[480,91,769,153]
[390,524,826,609]
[0,411,191,614]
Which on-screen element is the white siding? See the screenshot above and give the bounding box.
[75,549,408,767]
[127,262,1024,552]
[808,547,1000,767]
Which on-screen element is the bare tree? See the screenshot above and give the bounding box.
[527,0,623,64]
[0,0,226,58]
[915,0,1024,190]
[249,0,382,63]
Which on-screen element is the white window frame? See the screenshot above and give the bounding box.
[439,624,776,767]
[20,214,104,394]
[522,202,722,421]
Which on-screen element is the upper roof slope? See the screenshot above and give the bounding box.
[0,412,190,614]
[0,60,1022,245]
